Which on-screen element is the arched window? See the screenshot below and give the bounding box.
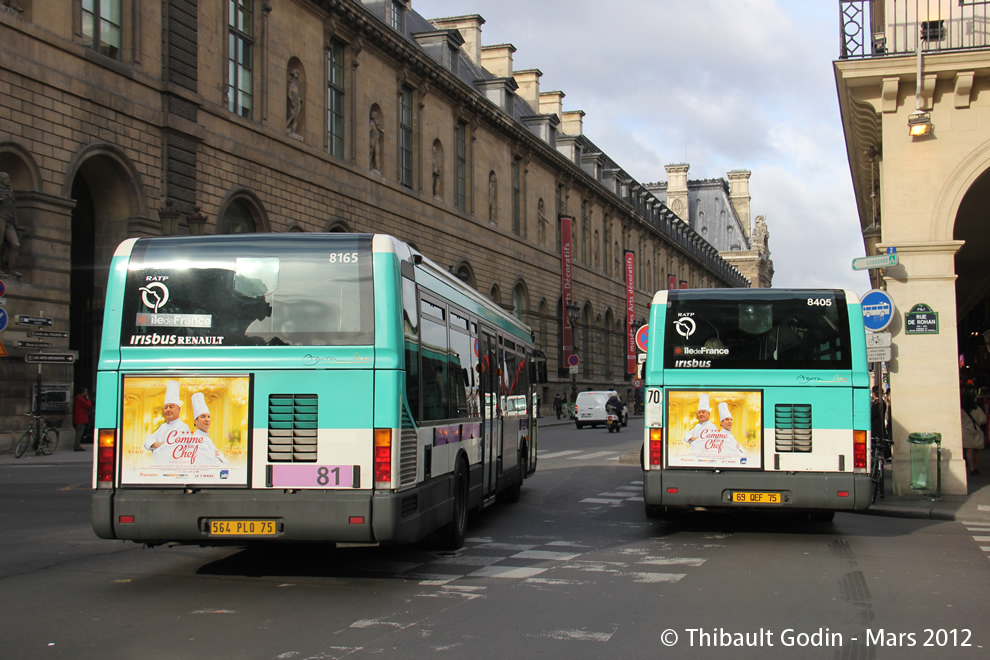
[219,198,258,234]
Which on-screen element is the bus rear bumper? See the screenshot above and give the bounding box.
[92,477,452,546]
[643,469,872,512]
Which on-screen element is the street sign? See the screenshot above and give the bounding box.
[852,253,899,270]
[31,330,69,338]
[17,340,52,349]
[24,353,75,364]
[17,340,53,349]
[635,324,649,353]
[0,279,5,296]
[568,365,579,375]
[885,247,897,254]
[0,308,7,332]
[0,340,6,357]
[567,354,580,367]
[866,346,892,363]
[17,315,53,327]
[866,331,891,348]
[905,303,939,334]
[861,289,895,332]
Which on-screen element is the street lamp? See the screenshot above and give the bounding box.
[565,301,581,407]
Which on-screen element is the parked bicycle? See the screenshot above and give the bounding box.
[870,434,892,504]
[14,413,62,458]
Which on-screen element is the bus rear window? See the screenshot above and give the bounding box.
[664,291,851,370]
[120,235,374,347]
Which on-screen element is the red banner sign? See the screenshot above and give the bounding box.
[561,216,575,362]
[625,250,636,375]
[668,275,677,290]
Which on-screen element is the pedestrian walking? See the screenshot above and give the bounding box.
[553,393,562,419]
[73,387,93,451]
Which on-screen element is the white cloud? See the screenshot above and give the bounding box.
[413,0,871,293]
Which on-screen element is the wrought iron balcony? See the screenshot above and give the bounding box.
[839,0,990,59]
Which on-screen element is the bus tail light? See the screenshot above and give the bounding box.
[649,428,663,467]
[853,430,867,469]
[374,428,392,487]
[97,429,116,487]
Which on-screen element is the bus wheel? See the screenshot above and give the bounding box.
[501,448,526,504]
[443,460,468,550]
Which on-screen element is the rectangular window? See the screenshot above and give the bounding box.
[228,0,254,119]
[81,0,121,60]
[120,234,375,347]
[422,316,450,421]
[390,0,405,33]
[555,184,564,253]
[399,86,413,188]
[511,159,521,236]
[455,122,467,212]
[663,291,851,370]
[327,40,345,158]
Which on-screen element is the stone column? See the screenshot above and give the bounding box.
[882,240,965,495]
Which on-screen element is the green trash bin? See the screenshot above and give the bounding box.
[908,432,941,491]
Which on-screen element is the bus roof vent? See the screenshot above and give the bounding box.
[268,394,318,462]
[774,403,812,453]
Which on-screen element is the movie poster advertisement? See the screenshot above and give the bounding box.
[120,375,250,486]
[666,390,763,469]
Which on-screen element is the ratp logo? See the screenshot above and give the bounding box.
[139,282,169,313]
[674,316,696,340]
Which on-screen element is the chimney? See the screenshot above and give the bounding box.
[727,169,752,238]
[480,44,515,77]
[513,69,542,110]
[539,90,565,120]
[561,109,585,136]
[664,163,690,224]
[430,15,485,66]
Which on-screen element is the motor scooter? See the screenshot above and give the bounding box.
[606,408,621,433]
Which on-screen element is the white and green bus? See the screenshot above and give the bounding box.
[91,234,544,548]
[642,289,871,520]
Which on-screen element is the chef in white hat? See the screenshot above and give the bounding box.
[717,401,747,456]
[683,392,718,446]
[144,380,190,461]
[190,392,229,465]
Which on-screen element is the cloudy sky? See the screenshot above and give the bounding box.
[413,0,872,292]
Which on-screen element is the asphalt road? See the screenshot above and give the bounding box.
[2,421,989,659]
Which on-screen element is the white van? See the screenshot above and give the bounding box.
[574,390,628,429]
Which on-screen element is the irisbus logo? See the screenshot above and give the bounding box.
[674,359,711,368]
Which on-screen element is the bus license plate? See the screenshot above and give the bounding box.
[209,520,277,536]
[732,491,781,504]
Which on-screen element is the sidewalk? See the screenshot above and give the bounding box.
[5,417,989,524]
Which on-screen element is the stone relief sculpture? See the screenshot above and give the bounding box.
[753,215,769,252]
[369,108,384,172]
[432,143,443,199]
[537,198,547,246]
[286,68,302,135]
[488,172,497,223]
[0,171,23,277]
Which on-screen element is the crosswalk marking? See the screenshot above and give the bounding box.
[538,450,583,459]
[569,451,617,460]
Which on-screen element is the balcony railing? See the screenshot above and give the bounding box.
[840,0,990,59]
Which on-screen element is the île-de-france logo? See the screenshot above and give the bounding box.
[674,316,696,340]
[140,282,170,313]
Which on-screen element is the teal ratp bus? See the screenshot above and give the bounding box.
[642,289,871,520]
[91,234,545,549]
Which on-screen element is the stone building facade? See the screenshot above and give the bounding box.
[0,0,749,448]
[647,165,774,288]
